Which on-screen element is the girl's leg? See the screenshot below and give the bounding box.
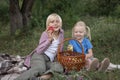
[14,53,47,80]
[40,62,64,80]
[118,65,120,69]
[14,68,41,80]
[107,63,120,70]
[98,58,110,72]
[49,62,63,73]
[86,58,99,71]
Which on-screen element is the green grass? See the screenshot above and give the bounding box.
[0,16,120,80]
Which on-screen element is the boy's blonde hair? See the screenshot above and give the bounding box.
[72,21,91,40]
[46,13,62,28]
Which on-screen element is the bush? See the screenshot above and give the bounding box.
[0,0,9,24]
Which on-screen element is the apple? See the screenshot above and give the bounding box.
[48,26,54,32]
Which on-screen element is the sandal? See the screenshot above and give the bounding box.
[87,58,99,71]
[98,58,110,72]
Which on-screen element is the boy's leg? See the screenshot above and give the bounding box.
[98,58,110,72]
[14,53,46,80]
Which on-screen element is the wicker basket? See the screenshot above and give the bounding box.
[57,38,86,71]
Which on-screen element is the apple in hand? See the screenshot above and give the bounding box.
[48,26,54,33]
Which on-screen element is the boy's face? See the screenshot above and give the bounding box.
[73,26,86,40]
[48,17,61,32]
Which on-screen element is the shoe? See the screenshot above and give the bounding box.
[107,63,117,70]
[98,58,110,72]
[40,73,53,80]
[87,58,99,71]
[117,65,120,69]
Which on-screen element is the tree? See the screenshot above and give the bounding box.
[9,0,35,35]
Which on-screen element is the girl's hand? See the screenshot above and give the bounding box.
[85,49,93,59]
[47,26,55,41]
[85,55,89,60]
[48,26,54,33]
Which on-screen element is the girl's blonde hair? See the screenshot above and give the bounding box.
[46,13,62,28]
[72,21,91,40]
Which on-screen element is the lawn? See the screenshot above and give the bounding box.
[0,16,120,80]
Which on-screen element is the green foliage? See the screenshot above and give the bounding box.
[88,17,120,63]
[95,0,120,16]
[0,0,120,79]
[30,0,120,30]
[0,24,45,56]
[1,0,120,28]
[0,0,9,24]
[51,70,91,80]
[113,4,120,17]
[0,15,120,80]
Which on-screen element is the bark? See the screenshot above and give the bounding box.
[9,0,23,35]
[9,0,35,35]
[21,0,35,28]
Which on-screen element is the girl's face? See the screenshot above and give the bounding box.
[48,17,61,32]
[73,26,86,40]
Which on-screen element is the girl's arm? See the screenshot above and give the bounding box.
[85,49,93,59]
[23,31,53,68]
[35,31,52,54]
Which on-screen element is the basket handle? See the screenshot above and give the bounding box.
[57,38,84,55]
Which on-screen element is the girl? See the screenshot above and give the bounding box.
[14,13,64,80]
[68,21,110,71]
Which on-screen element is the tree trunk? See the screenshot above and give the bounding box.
[9,0,23,35]
[21,0,35,27]
[9,0,35,35]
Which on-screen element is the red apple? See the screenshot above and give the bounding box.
[48,26,54,32]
